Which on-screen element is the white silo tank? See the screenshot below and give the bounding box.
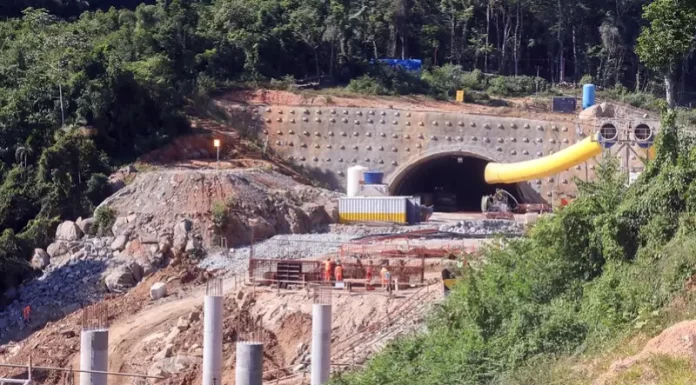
[346,165,368,197]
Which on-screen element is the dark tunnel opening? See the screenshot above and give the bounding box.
[393,155,523,212]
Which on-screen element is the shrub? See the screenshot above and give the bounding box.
[269,74,297,91]
[346,75,387,95]
[421,64,466,99]
[211,200,229,232]
[487,75,547,96]
[93,206,116,236]
[461,69,487,90]
[86,173,111,208]
[579,74,595,85]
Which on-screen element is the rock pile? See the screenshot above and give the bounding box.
[98,168,340,250]
[438,219,525,236]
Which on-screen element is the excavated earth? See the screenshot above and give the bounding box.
[101,168,340,249]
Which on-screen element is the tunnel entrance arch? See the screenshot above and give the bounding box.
[388,150,524,212]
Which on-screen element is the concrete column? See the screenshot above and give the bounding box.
[80,329,108,385]
[203,295,223,385]
[311,304,332,385]
[235,342,264,385]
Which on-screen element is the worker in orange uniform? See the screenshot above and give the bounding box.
[22,305,31,325]
[380,265,389,288]
[335,262,344,282]
[365,261,374,288]
[324,258,333,282]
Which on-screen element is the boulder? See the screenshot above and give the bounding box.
[158,237,172,254]
[187,310,200,323]
[153,344,174,361]
[108,179,126,195]
[303,204,331,228]
[248,217,276,240]
[111,217,130,237]
[31,249,50,270]
[147,363,169,384]
[323,201,340,222]
[105,265,136,293]
[184,238,201,254]
[172,220,192,255]
[111,235,128,251]
[150,282,167,300]
[55,221,83,241]
[284,206,310,234]
[47,242,69,258]
[77,217,96,236]
[165,327,180,344]
[128,261,144,282]
[176,316,190,331]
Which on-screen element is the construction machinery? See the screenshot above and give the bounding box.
[481,189,552,218]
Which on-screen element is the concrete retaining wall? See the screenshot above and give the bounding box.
[215,102,659,205]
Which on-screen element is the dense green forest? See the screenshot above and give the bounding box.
[0,0,695,294]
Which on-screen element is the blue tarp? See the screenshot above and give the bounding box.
[374,59,422,72]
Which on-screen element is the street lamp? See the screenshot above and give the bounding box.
[214,139,221,170]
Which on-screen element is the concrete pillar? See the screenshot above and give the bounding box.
[80,329,108,385]
[311,304,332,385]
[203,295,223,385]
[235,342,264,385]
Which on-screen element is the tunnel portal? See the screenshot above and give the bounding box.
[391,154,522,212]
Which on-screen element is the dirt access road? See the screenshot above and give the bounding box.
[69,275,242,385]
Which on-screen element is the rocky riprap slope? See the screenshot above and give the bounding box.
[0,168,339,344]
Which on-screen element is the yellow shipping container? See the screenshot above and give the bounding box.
[338,197,408,224]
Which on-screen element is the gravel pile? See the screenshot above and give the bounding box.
[0,237,114,342]
[438,220,525,236]
[198,233,356,274]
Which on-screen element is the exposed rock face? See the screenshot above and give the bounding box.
[55,221,83,241]
[31,249,50,270]
[97,169,339,250]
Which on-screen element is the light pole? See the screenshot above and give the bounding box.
[214,139,221,170]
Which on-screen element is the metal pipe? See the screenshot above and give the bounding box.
[203,295,223,385]
[0,379,30,384]
[80,329,108,385]
[311,304,332,385]
[235,342,263,385]
[0,364,162,379]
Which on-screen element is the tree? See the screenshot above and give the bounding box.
[636,0,696,106]
[290,1,328,76]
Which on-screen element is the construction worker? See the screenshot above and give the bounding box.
[385,269,392,294]
[335,262,344,282]
[22,305,31,325]
[324,258,333,282]
[365,260,374,288]
[380,265,389,288]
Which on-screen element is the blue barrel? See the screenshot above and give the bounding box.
[582,84,596,110]
[363,171,384,185]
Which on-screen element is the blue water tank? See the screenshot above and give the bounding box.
[363,171,384,185]
[583,84,596,110]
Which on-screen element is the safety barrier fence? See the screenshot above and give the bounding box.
[248,257,426,286]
